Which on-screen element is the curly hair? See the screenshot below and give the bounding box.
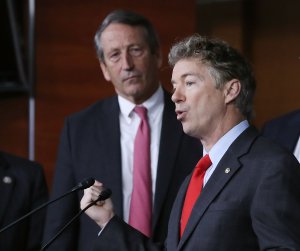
[168,34,256,120]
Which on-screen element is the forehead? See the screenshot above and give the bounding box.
[172,58,208,80]
[100,23,147,51]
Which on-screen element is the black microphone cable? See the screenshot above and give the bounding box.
[40,188,112,251]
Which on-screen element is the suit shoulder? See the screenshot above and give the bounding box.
[0,151,42,168]
[0,151,45,180]
[66,96,118,122]
[262,109,300,133]
[252,135,298,163]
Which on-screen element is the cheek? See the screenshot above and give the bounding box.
[192,94,217,122]
[191,93,207,112]
[108,68,122,81]
[139,57,156,73]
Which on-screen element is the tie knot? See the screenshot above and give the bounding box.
[134,106,148,120]
[196,154,212,173]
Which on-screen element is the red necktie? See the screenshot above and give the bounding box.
[129,106,152,237]
[180,154,212,237]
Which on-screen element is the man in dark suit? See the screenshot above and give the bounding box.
[81,34,300,251]
[0,151,48,251]
[261,109,300,162]
[42,10,202,251]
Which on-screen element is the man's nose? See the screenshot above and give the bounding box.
[121,52,134,71]
[171,86,185,103]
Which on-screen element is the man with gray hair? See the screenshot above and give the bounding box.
[43,10,202,251]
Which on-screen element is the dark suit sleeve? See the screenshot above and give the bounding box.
[251,153,300,250]
[27,162,49,251]
[0,152,48,251]
[43,119,80,250]
[93,216,164,251]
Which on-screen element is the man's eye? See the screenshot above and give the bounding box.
[109,52,120,63]
[129,47,143,56]
[186,81,194,86]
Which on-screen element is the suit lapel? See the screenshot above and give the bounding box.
[152,91,184,230]
[178,127,259,250]
[0,153,16,226]
[178,153,242,249]
[94,97,123,217]
[167,176,190,250]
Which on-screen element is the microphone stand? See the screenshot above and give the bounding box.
[40,188,112,251]
[0,189,74,234]
[0,177,95,234]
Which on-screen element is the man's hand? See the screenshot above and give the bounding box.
[80,180,115,228]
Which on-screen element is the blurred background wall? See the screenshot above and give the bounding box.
[0,0,299,187]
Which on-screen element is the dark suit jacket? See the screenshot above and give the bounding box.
[0,151,48,251]
[43,91,202,251]
[261,109,300,152]
[93,127,300,251]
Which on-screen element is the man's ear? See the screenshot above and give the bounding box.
[99,61,111,81]
[224,79,241,104]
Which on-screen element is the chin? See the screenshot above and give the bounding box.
[182,124,191,135]
[127,84,144,94]
[182,125,198,139]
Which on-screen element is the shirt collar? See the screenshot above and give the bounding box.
[118,85,164,123]
[204,120,250,166]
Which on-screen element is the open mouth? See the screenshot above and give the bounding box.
[175,110,187,121]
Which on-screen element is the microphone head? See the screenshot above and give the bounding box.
[96,188,112,202]
[74,177,95,191]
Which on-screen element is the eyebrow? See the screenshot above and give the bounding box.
[181,73,197,78]
[171,72,200,83]
[173,72,200,79]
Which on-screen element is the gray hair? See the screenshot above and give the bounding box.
[168,34,256,120]
[94,10,160,62]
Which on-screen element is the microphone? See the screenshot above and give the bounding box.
[0,177,95,234]
[71,177,95,191]
[95,188,112,202]
[40,188,112,251]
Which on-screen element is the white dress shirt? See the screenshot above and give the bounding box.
[118,86,164,222]
[293,136,300,162]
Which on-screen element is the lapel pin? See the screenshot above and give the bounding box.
[3,176,13,184]
[224,168,231,174]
